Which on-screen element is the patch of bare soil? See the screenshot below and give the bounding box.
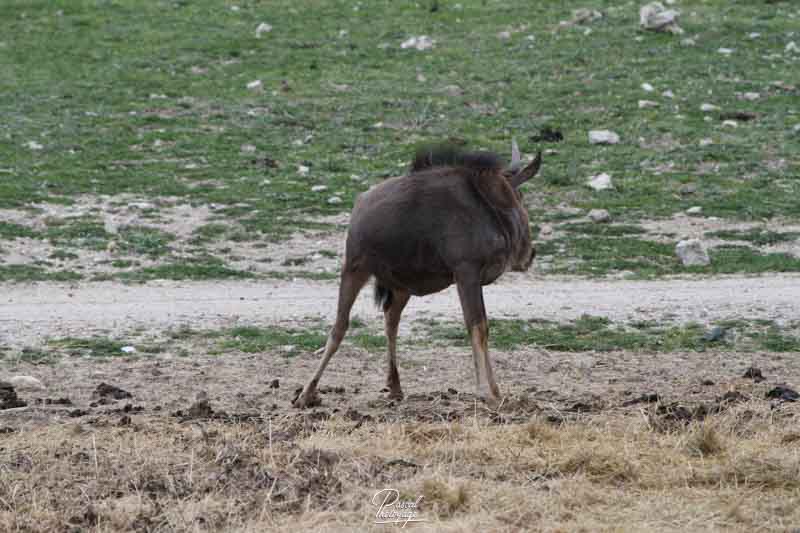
[2,342,800,531]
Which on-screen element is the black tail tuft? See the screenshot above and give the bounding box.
[374,283,393,312]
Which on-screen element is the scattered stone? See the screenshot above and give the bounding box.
[786,42,799,54]
[701,379,715,386]
[327,196,343,205]
[400,35,434,51]
[676,239,710,266]
[748,32,760,39]
[559,8,602,28]
[699,138,713,147]
[588,209,611,223]
[441,84,463,97]
[588,130,620,145]
[639,2,682,34]
[7,376,44,391]
[680,37,696,46]
[587,173,613,191]
[766,385,799,402]
[311,185,328,192]
[120,346,136,354]
[722,120,738,128]
[269,379,280,389]
[25,140,43,150]
[740,92,760,101]
[255,22,272,37]
[297,164,310,175]
[240,143,256,154]
[638,100,659,109]
[641,82,655,92]
[246,79,262,90]
[679,183,697,195]
[742,367,765,383]
[793,124,800,134]
[702,326,726,342]
[718,47,734,55]
[662,89,674,98]
[94,383,132,400]
[700,103,719,112]
[0,382,26,410]
[686,206,703,216]
[497,30,511,40]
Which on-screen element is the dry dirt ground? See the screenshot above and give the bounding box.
[3,275,800,531]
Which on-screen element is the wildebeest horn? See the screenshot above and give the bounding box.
[509,150,542,188]
[509,137,521,171]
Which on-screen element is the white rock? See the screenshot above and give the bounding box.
[120,346,136,354]
[741,92,760,101]
[400,35,434,51]
[749,32,761,39]
[7,375,45,390]
[256,22,273,37]
[699,138,713,147]
[718,47,734,55]
[722,120,738,128]
[25,140,43,150]
[640,2,683,34]
[662,90,675,98]
[680,37,696,46]
[297,165,310,175]
[793,124,800,133]
[588,209,611,222]
[641,82,655,92]
[327,196,343,205]
[786,42,799,54]
[246,79,262,90]
[149,93,167,100]
[311,185,328,192]
[676,239,710,266]
[589,130,620,145]
[587,173,613,191]
[240,143,256,153]
[700,103,719,112]
[686,206,703,215]
[498,31,511,40]
[639,100,659,109]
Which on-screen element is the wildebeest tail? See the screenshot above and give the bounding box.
[374,282,393,312]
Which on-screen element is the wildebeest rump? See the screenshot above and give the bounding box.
[293,143,542,408]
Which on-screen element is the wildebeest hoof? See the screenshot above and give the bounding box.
[292,388,321,408]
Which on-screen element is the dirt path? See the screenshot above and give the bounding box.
[3,273,800,347]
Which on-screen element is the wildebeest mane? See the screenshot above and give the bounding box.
[410,143,504,175]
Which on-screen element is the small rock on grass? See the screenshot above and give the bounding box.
[588,209,611,223]
[327,196,343,205]
[94,383,132,400]
[588,130,620,145]
[686,206,702,216]
[255,22,272,37]
[638,100,659,109]
[742,367,765,382]
[766,385,799,402]
[676,239,710,266]
[700,103,719,112]
[640,2,683,34]
[587,173,613,191]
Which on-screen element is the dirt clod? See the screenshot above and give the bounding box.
[94,382,132,400]
[0,382,27,410]
[269,378,280,388]
[622,393,660,406]
[766,385,799,402]
[743,367,765,382]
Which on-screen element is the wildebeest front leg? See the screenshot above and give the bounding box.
[455,269,501,406]
[293,268,369,408]
[384,289,410,399]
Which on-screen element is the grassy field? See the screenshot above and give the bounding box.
[1,0,799,280]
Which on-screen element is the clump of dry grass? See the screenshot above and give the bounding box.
[2,400,800,532]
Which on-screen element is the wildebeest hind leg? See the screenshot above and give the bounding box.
[384,289,410,399]
[293,268,370,408]
[455,269,501,407]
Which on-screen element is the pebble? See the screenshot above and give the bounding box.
[311,185,328,192]
[247,80,262,90]
[327,196,343,205]
[588,130,620,145]
[587,173,613,191]
[588,209,611,222]
[641,83,655,92]
[676,239,710,266]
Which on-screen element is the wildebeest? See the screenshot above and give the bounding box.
[293,141,542,408]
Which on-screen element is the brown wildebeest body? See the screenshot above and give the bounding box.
[293,145,541,408]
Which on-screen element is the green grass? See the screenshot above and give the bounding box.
[117,225,175,257]
[50,337,130,358]
[705,228,800,247]
[420,315,800,353]
[0,265,81,282]
[220,325,326,355]
[113,260,254,281]
[2,0,799,279]
[0,221,38,239]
